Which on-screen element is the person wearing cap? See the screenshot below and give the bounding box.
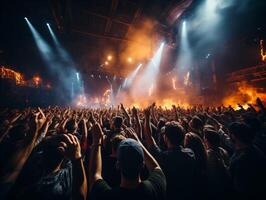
[89,123,166,200]
[143,108,199,200]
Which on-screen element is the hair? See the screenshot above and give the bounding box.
[65,119,77,132]
[190,116,203,132]
[185,132,207,171]
[164,121,185,146]
[229,122,254,145]
[111,134,126,153]
[112,116,123,129]
[204,130,221,149]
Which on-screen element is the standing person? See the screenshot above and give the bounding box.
[143,108,199,200]
[89,124,166,200]
[204,130,232,200]
[229,122,266,200]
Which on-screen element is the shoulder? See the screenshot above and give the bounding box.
[143,169,166,197]
[181,147,195,159]
[91,179,112,200]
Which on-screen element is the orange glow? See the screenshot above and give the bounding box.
[32,75,42,87]
[0,66,25,85]
[223,82,266,109]
[127,57,133,63]
[105,61,109,65]
[160,99,190,109]
[260,40,266,62]
[107,55,112,61]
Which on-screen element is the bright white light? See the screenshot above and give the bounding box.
[76,72,80,81]
[132,42,165,97]
[206,0,217,12]
[123,63,142,88]
[46,23,50,26]
[182,20,187,38]
[24,17,28,20]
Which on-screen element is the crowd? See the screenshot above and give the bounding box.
[1,98,266,200]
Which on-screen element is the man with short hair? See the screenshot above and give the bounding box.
[143,108,199,200]
[89,124,166,200]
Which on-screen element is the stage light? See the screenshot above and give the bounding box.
[24,17,28,20]
[132,42,165,97]
[122,63,142,88]
[127,57,133,63]
[105,61,109,65]
[46,23,50,26]
[107,55,112,61]
[76,72,80,81]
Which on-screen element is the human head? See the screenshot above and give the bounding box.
[228,122,254,146]
[40,135,66,174]
[65,119,78,133]
[117,138,144,180]
[162,121,185,147]
[111,134,126,156]
[204,130,220,149]
[111,116,123,129]
[184,132,207,170]
[189,116,203,133]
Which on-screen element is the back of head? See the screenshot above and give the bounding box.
[229,122,254,145]
[111,134,126,155]
[112,116,123,129]
[204,130,221,149]
[65,119,77,133]
[185,132,207,170]
[190,116,203,132]
[117,138,144,180]
[40,135,65,174]
[163,121,185,146]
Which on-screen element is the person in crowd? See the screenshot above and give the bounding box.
[0,98,266,200]
[229,122,266,199]
[204,129,232,199]
[143,108,199,200]
[184,132,207,175]
[102,134,126,187]
[89,124,166,200]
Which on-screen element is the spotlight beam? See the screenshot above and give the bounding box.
[123,63,142,88]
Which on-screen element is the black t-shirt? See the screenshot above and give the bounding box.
[150,145,199,200]
[102,156,120,187]
[230,145,266,199]
[91,169,166,200]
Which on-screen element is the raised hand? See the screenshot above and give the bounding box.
[34,107,47,131]
[132,106,138,116]
[91,123,104,145]
[58,134,82,160]
[144,107,151,118]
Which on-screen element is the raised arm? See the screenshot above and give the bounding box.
[120,103,131,127]
[0,108,46,191]
[88,123,104,191]
[124,128,161,171]
[58,134,87,200]
[144,108,158,149]
[132,107,142,140]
